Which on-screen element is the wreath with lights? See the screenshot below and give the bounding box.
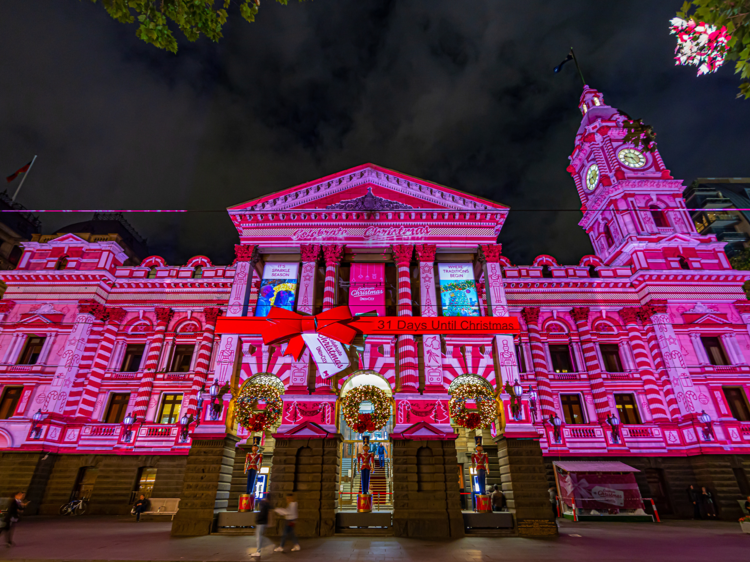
[236,383,283,432]
[449,382,497,430]
[341,385,390,434]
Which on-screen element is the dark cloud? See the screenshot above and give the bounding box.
[1,0,749,265]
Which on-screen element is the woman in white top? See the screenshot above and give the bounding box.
[274,494,300,552]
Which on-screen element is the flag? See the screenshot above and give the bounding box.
[6,161,32,183]
[554,51,574,74]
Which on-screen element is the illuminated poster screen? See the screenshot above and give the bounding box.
[437,263,480,317]
[349,262,385,316]
[255,262,300,317]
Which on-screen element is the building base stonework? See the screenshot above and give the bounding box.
[392,438,464,539]
[267,437,341,538]
[496,437,558,538]
[171,435,239,537]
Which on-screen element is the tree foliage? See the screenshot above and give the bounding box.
[730,246,750,270]
[91,0,296,53]
[677,1,750,98]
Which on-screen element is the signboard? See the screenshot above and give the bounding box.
[349,263,385,316]
[557,472,645,511]
[255,262,299,317]
[437,263,480,317]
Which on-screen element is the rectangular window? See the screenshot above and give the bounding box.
[169,345,194,372]
[104,393,130,424]
[0,387,23,419]
[600,344,624,372]
[134,467,158,500]
[158,393,182,424]
[515,344,526,373]
[615,394,642,424]
[120,344,145,372]
[702,336,729,366]
[723,387,750,422]
[17,336,46,365]
[549,345,574,373]
[560,394,585,425]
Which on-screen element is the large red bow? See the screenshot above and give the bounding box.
[263,306,357,360]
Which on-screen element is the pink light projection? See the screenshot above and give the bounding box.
[670,17,731,76]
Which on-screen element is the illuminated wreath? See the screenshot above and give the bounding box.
[341,385,390,434]
[236,383,283,432]
[449,382,497,430]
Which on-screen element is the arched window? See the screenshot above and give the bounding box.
[589,265,599,278]
[541,265,553,278]
[678,256,690,270]
[192,266,203,279]
[147,267,157,279]
[604,224,614,248]
[55,256,68,270]
[650,205,669,228]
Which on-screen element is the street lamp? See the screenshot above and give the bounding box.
[698,410,713,441]
[122,412,135,443]
[195,384,206,426]
[209,381,221,421]
[30,409,44,439]
[549,414,563,444]
[512,379,524,421]
[179,414,192,442]
[527,385,538,422]
[606,413,621,444]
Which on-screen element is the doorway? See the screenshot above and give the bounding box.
[644,467,672,515]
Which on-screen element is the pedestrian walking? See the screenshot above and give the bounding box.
[491,485,505,512]
[700,487,717,519]
[687,485,701,519]
[133,495,149,522]
[548,486,558,518]
[0,491,28,547]
[274,494,300,552]
[250,496,271,558]
[744,495,750,514]
[377,443,386,469]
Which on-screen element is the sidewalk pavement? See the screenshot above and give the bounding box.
[0,516,747,562]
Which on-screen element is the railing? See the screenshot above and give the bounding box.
[110,371,139,379]
[568,427,598,439]
[604,371,633,380]
[88,425,118,437]
[740,425,750,439]
[625,427,653,438]
[551,372,580,381]
[164,373,191,381]
[145,426,172,437]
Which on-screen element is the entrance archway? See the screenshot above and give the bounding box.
[337,371,393,512]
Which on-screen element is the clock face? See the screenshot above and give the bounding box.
[586,164,599,191]
[618,148,646,169]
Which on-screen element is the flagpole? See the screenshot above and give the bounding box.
[570,48,586,87]
[11,155,37,203]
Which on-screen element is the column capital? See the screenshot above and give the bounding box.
[415,244,436,262]
[203,307,222,324]
[734,300,750,315]
[300,244,321,263]
[234,244,257,262]
[0,299,15,314]
[78,300,106,319]
[105,307,127,324]
[521,307,540,326]
[570,307,590,324]
[155,307,174,324]
[618,307,640,326]
[478,244,503,263]
[322,244,344,266]
[644,299,668,317]
[392,244,413,266]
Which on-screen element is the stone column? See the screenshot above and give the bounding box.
[416,244,443,393]
[637,307,681,419]
[132,307,173,420]
[288,245,319,394]
[690,333,710,365]
[479,244,519,389]
[644,300,702,416]
[392,438,464,539]
[619,307,670,422]
[184,307,222,418]
[570,307,611,421]
[314,245,344,394]
[171,435,240,536]
[393,244,418,392]
[521,308,556,417]
[75,307,127,418]
[44,301,99,415]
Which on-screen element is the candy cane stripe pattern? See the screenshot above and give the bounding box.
[132,307,173,419]
[570,307,611,421]
[521,307,556,417]
[393,244,418,392]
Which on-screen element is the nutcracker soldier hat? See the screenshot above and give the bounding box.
[474,435,483,449]
[252,435,262,449]
[362,434,370,445]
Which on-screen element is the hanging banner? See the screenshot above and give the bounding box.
[437,263,480,317]
[255,262,300,317]
[349,263,386,316]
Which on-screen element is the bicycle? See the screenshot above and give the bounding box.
[59,498,88,516]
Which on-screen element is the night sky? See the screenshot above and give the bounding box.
[1,1,749,266]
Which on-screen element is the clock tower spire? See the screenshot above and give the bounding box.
[566,86,724,269]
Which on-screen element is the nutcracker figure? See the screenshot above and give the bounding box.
[242,436,263,509]
[357,435,374,512]
[471,436,491,512]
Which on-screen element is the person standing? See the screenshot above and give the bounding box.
[491,485,505,512]
[744,495,750,514]
[133,495,150,522]
[700,487,717,519]
[274,494,301,552]
[1,492,28,547]
[687,485,701,519]
[377,443,386,469]
[250,496,271,558]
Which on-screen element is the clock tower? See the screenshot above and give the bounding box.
[566,86,728,270]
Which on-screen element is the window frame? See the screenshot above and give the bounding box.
[722,386,750,422]
[614,393,642,425]
[103,392,131,424]
[169,344,195,373]
[120,344,146,373]
[515,343,527,373]
[599,343,624,373]
[702,336,730,366]
[157,393,183,425]
[17,335,46,365]
[549,344,575,373]
[560,393,586,425]
[0,386,24,419]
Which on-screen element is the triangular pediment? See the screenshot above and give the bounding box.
[17,314,56,325]
[690,313,728,325]
[47,233,88,245]
[392,421,457,440]
[229,164,507,213]
[273,421,331,438]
